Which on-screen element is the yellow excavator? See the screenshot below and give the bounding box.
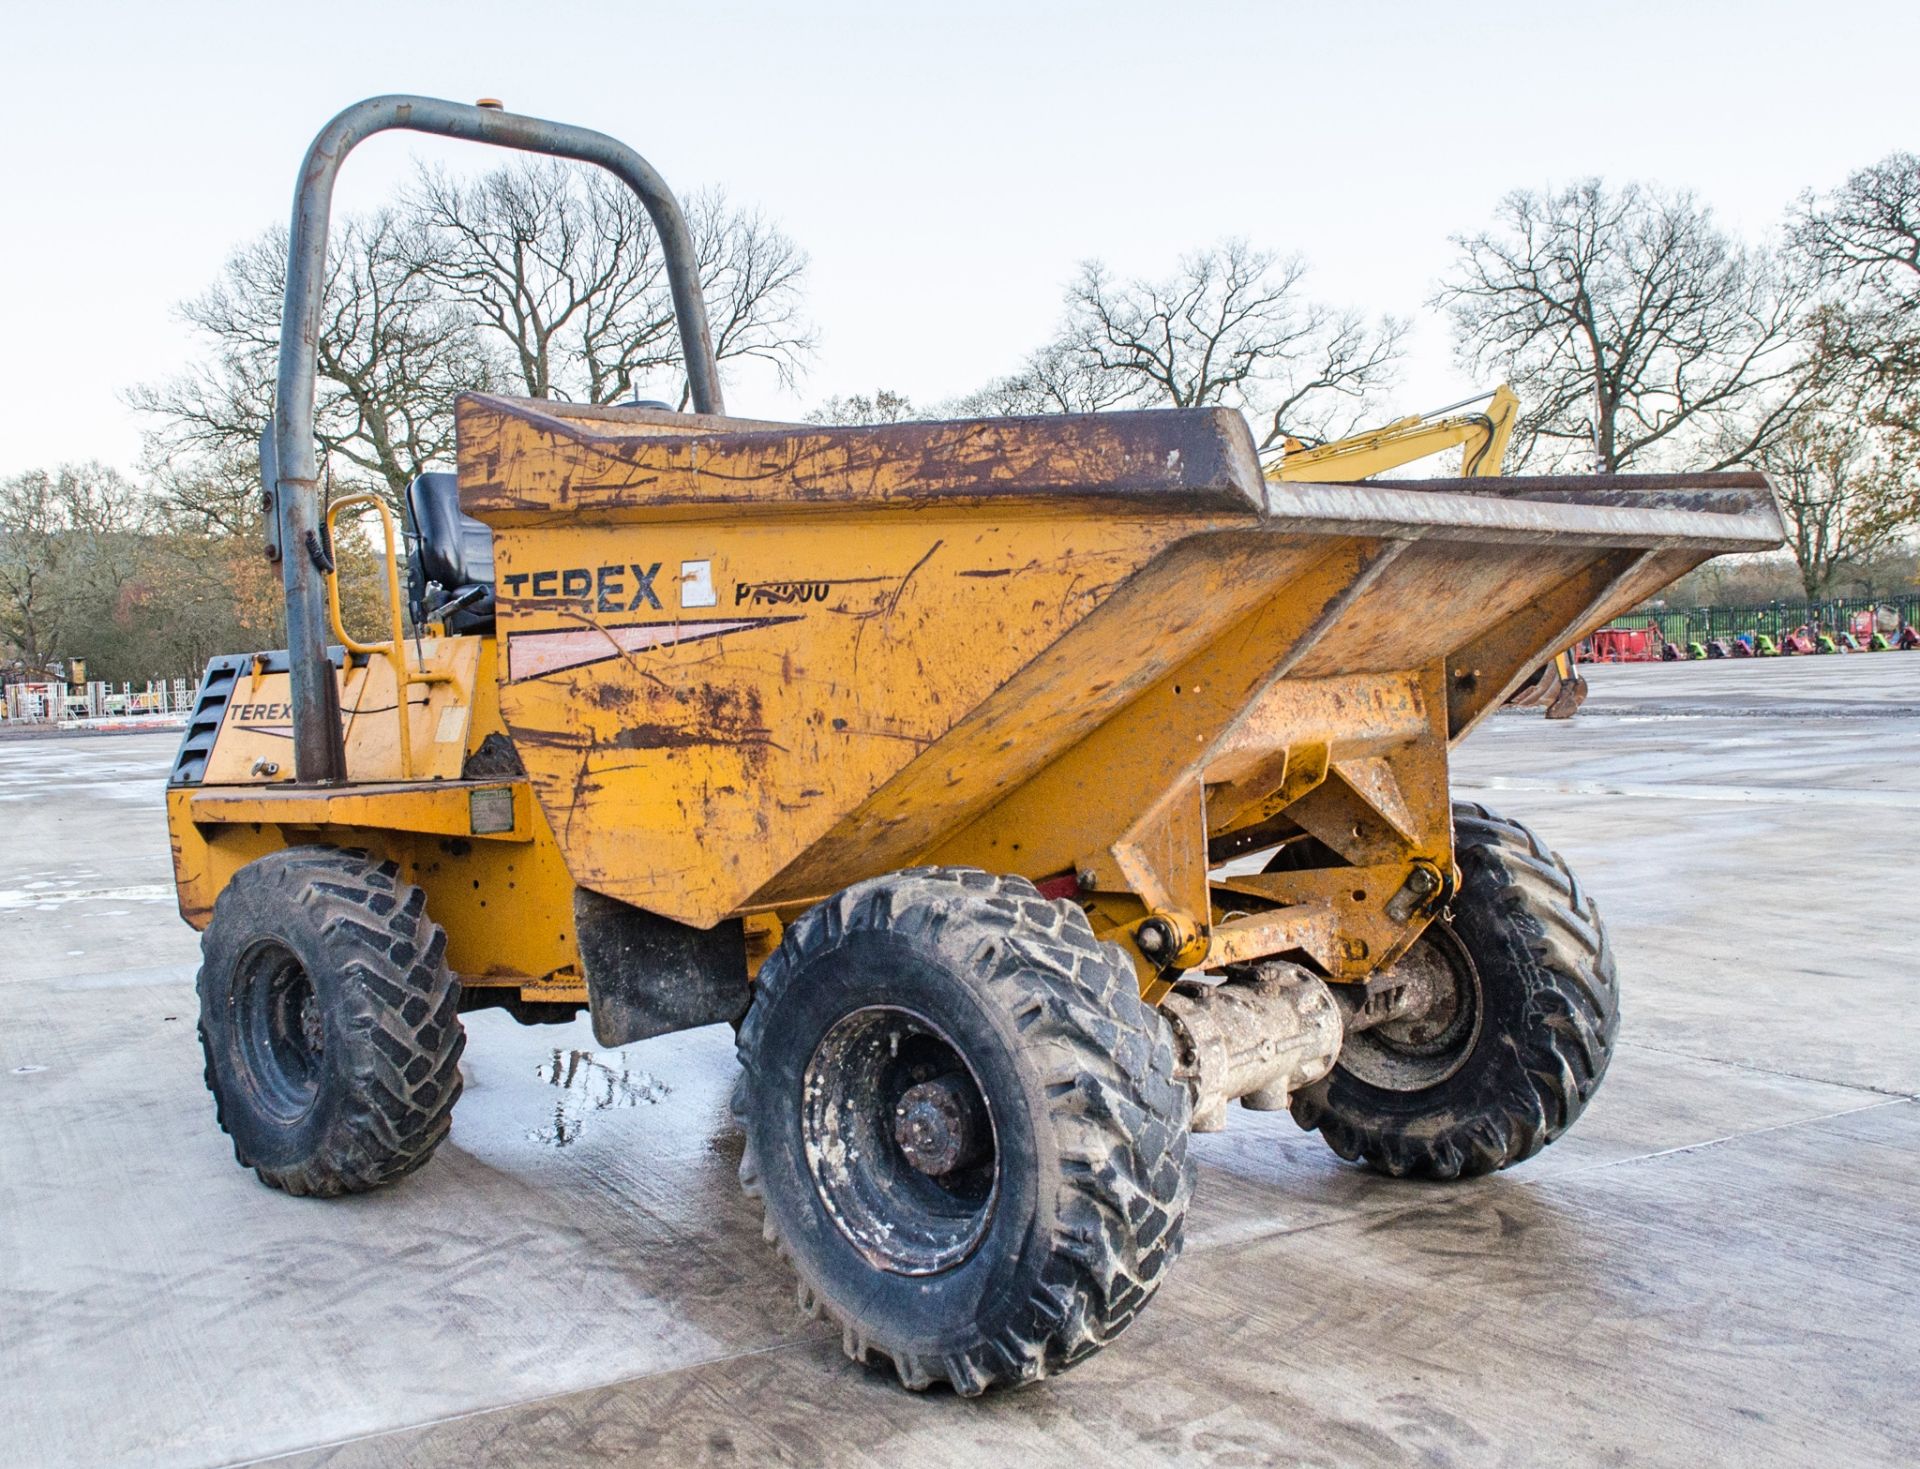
[1268,385,1587,718]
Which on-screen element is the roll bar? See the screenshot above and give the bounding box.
[270,95,724,782]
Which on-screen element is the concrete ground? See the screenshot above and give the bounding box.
[2,654,1916,1468]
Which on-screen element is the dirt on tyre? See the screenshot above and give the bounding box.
[1291,802,1618,1179]
[734,866,1193,1394]
[196,846,465,1196]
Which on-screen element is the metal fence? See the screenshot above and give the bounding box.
[2,678,195,725]
[1632,594,1920,649]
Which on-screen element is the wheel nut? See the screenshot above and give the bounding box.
[300,995,325,1053]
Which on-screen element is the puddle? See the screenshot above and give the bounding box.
[529,1049,669,1148]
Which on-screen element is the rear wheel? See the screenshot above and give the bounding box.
[735,867,1192,1393]
[197,847,465,1196]
[1290,803,1617,1179]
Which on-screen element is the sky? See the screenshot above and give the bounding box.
[1,0,1914,478]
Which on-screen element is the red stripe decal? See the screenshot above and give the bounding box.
[507,618,791,681]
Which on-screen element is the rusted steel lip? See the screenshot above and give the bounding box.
[457,395,1271,522]
[1264,475,1782,552]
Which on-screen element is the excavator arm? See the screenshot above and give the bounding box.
[1269,385,1519,482]
[1267,385,1586,718]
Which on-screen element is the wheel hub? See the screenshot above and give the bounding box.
[1336,921,1483,1092]
[235,940,325,1121]
[894,1074,989,1176]
[801,1005,1000,1276]
[299,994,326,1055]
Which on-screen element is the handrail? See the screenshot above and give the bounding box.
[324,494,454,782]
[273,95,724,782]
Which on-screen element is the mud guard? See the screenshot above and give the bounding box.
[573,888,750,1046]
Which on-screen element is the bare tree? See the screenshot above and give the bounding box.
[138,446,275,539]
[131,211,486,502]
[947,341,1143,417]
[1759,413,1911,599]
[136,163,814,504]
[409,161,632,400]
[971,243,1402,446]
[807,389,919,425]
[0,464,148,674]
[1439,180,1812,472]
[1791,152,1920,456]
[408,162,813,408]
[0,455,416,683]
[689,191,814,406]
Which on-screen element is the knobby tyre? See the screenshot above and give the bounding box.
[1291,802,1618,1179]
[734,866,1193,1394]
[196,846,465,1196]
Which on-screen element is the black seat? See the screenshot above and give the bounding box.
[405,472,495,633]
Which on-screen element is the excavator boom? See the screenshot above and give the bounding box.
[1270,385,1519,482]
[1267,385,1585,717]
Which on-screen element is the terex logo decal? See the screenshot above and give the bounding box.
[501,563,661,611]
[225,699,296,739]
[500,556,797,681]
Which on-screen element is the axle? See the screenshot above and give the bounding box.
[1161,957,1455,1132]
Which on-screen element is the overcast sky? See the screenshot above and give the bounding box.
[2,0,1913,478]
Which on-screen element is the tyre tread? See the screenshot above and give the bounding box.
[197,847,464,1197]
[735,865,1192,1394]
[1293,803,1618,1180]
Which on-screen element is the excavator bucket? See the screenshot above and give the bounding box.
[1506,650,1587,719]
[1545,664,1588,719]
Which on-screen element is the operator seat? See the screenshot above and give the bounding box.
[405,472,495,634]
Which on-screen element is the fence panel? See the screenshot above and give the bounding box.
[1627,594,1920,650]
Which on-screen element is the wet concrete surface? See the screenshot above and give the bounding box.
[2,653,1915,1467]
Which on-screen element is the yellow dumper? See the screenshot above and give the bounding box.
[167,96,1785,1395]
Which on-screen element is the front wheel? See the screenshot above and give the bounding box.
[734,867,1193,1394]
[1290,803,1618,1179]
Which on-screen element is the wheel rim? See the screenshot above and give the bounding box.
[801,1004,999,1276]
[234,940,324,1121]
[1337,921,1483,1092]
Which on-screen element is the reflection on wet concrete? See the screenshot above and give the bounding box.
[529,1048,669,1147]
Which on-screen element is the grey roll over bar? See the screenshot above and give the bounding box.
[268,95,725,783]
